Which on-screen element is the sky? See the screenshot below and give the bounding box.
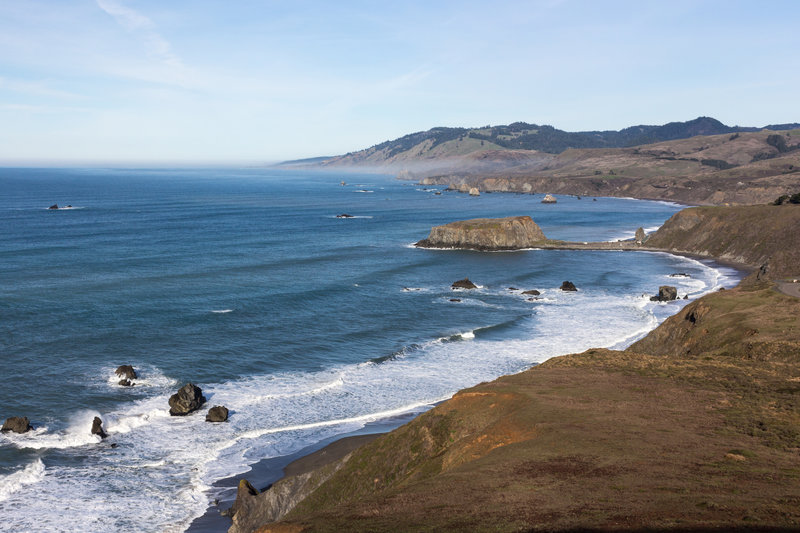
[1,0,798,164]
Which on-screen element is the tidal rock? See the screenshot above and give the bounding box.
[115,365,137,380]
[669,273,690,278]
[118,379,133,387]
[650,285,678,302]
[508,287,519,291]
[451,278,477,290]
[336,214,354,218]
[416,216,546,251]
[449,298,461,302]
[168,383,206,416]
[541,194,557,203]
[522,289,540,295]
[468,187,480,196]
[635,227,646,244]
[91,416,108,439]
[2,416,33,434]
[560,281,577,291]
[206,405,229,423]
[48,204,59,210]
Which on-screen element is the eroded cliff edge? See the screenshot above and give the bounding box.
[234,204,800,533]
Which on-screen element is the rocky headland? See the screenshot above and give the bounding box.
[227,203,800,533]
[415,215,546,250]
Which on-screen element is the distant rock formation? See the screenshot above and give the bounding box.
[48,204,59,210]
[522,289,540,295]
[452,278,478,290]
[336,214,354,218]
[91,416,108,439]
[168,383,206,416]
[416,216,546,251]
[206,405,229,422]
[560,281,578,291]
[635,227,646,244]
[541,194,557,203]
[468,187,480,196]
[2,416,33,434]
[650,286,678,302]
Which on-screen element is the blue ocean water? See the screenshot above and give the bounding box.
[0,167,739,531]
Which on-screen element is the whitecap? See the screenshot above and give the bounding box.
[0,459,46,502]
[211,309,233,314]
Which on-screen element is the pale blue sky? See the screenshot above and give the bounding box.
[1,0,798,164]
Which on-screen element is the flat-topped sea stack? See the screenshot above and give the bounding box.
[416,216,546,251]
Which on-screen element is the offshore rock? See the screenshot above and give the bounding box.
[168,383,206,416]
[115,365,137,380]
[206,405,229,423]
[48,204,59,210]
[635,227,646,244]
[2,416,33,434]
[541,194,557,203]
[560,281,578,291]
[416,216,546,251]
[650,286,678,302]
[91,416,108,439]
[468,187,480,196]
[522,289,541,295]
[118,379,133,387]
[452,278,478,290]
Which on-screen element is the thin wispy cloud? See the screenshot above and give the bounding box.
[95,0,182,68]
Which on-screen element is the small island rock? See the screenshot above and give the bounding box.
[468,187,480,196]
[115,365,137,380]
[48,204,59,210]
[91,416,108,439]
[2,416,33,434]
[522,289,540,296]
[560,281,578,291]
[650,286,678,302]
[451,278,478,290]
[206,406,229,423]
[541,194,557,204]
[336,214,354,218]
[168,383,206,416]
[416,216,546,251]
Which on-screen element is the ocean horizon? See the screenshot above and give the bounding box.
[0,167,741,532]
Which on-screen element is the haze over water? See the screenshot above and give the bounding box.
[0,167,740,531]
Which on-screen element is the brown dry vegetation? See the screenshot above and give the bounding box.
[245,206,800,533]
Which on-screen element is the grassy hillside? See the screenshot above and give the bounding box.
[246,205,800,533]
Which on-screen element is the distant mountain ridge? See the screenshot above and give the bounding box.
[291,117,799,167]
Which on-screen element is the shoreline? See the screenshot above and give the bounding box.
[191,250,745,533]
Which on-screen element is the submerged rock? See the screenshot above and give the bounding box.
[206,405,229,423]
[560,281,578,292]
[91,416,108,439]
[336,214,354,218]
[115,365,137,380]
[2,416,33,434]
[168,383,206,416]
[451,278,478,290]
[118,379,133,387]
[650,286,678,302]
[416,216,546,251]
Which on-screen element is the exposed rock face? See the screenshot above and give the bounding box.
[91,416,108,439]
[650,286,678,302]
[560,281,578,291]
[635,227,646,244]
[115,365,137,380]
[451,278,477,290]
[168,383,206,416]
[541,194,557,203]
[416,216,546,251]
[48,204,59,210]
[206,406,229,422]
[2,416,33,434]
[468,187,480,196]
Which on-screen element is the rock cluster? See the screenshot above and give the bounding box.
[168,383,206,416]
[115,365,137,386]
[416,216,546,251]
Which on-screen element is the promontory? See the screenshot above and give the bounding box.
[415,215,546,251]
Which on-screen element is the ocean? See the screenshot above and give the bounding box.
[0,167,740,532]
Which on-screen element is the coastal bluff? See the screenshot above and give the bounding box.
[415,215,546,250]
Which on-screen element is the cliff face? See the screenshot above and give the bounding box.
[646,204,800,278]
[415,216,546,250]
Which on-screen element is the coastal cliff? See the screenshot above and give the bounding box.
[415,216,546,250]
[234,204,800,533]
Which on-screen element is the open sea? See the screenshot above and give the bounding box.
[0,167,740,532]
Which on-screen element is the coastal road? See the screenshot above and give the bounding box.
[777,280,800,298]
